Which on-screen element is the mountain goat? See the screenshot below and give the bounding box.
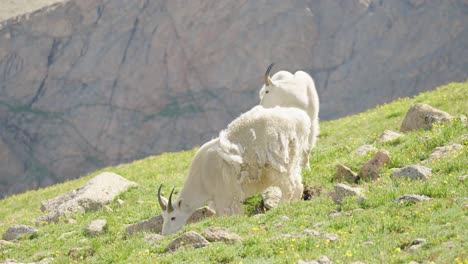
[259,64,320,150]
[158,106,311,235]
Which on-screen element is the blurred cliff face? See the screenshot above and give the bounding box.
[0,0,466,197]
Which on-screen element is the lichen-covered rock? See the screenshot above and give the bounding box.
[375,130,404,143]
[393,194,431,204]
[350,145,378,157]
[427,144,463,160]
[2,225,38,241]
[261,187,282,210]
[166,231,209,252]
[84,219,107,236]
[201,227,242,244]
[38,172,137,223]
[390,165,431,181]
[359,150,391,181]
[329,184,365,204]
[334,164,358,183]
[400,104,452,132]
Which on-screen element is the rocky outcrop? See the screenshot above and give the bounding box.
[1,0,467,197]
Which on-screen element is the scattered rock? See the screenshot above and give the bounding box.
[261,187,282,210]
[187,206,216,224]
[126,215,163,235]
[116,199,124,206]
[280,215,290,221]
[84,219,107,236]
[351,144,378,156]
[408,238,426,251]
[0,240,16,249]
[64,219,77,224]
[393,194,431,204]
[459,175,468,182]
[362,241,374,246]
[400,103,452,132]
[427,144,463,160]
[201,227,242,244]
[390,165,431,181]
[32,251,53,262]
[329,184,365,204]
[68,246,95,260]
[137,200,144,205]
[334,164,359,183]
[271,229,338,243]
[375,130,404,143]
[58,231,77,240]
[166,231,210,252]
[441,241,455,249]
[2,224,38,241]
[329,212,342,218]
[38,172,137,223]
[143,234,164,244]
[297,256,332,264]
[359,150,391,181]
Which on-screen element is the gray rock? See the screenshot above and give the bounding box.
[58,231,77,240]
[400,104,452,132]
[359,150,391,181]
[334,164,358,183]
[186,206,216,224]
[68,246,95,260]
[393,194,431,204]
[375,130,404,143]
[38,172,137,223]
[126,215,164,235]
[84,219,107,236]
[280,215,290,221]
[143,234,164,244]
[116,199,124,206]
[459,175,468,182]
[330,184,365,204]
[2,224,38,241]
[201,227,242,244]
[390,165,431,181]
[428,144,463,160]
[362,241,374,246]
[408,238,426,251]
[297,256,332,264]
[261,187,282,210]
[351,145,378,157]
[166,231,209,252]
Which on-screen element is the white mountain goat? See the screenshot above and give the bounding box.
[158,105,311,235]
[259,63,320,151]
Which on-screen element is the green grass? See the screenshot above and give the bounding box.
[0,82,467,264]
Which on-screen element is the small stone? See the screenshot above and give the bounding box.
[323,233,339,241]
[390,165,431,181]
[280,215,290,221]
[334,164,358,183]
[166,231,209,252]
[84,219,107,236]
[362,241,374,246]
[427,144,463,160]
[329,184,365,204]
[261,187,282,210]
[297,256,332,264]
[103,205,113,212]
[116,199,124,206]
[313,222,327,228]
[459,175,468,182]
[351,144,378,156]
[2,224,38,241]
[393,194,431,204]
[359,150,391,181]
[187,206,216,224]
[65,219,77,224]
[408,238,426,251]
[143,234,164,244]
[400,103,452,132]
[68,246,95,260]
[273,223,283,228]
[32,250,53,261]
[201,227,242,244]
[375,130,404,143]
[137,200,144,205]
[58,231,77,240]
[328,212,342,218]
[441,241,455,249]
[302,229,321,237]
[0,240,16,249]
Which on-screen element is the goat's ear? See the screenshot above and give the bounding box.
[177,199,183,208]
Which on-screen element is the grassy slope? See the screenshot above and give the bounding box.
[0,82,467,264]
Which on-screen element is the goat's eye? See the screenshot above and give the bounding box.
[265,90,269,94]
[171,217,176,221]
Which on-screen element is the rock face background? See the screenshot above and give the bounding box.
[0,0,467,197]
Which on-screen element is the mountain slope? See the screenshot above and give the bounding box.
[0,82,466,263]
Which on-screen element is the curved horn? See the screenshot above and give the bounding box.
[167,187,175,213]
[264,63,275,86]
[157,185,167,211]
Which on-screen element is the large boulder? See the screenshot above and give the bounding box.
[400,104,452,132]
[38,172,137,223]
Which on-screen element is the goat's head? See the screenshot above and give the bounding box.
[158,185,190,236]
[259,63,277,101]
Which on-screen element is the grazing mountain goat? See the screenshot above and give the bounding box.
[259,64,320,150]
[158,106,311,235]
